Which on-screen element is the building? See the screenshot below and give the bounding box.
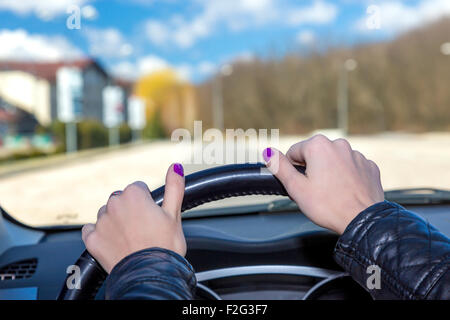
[113,78,134,124]
[0,59,110,129]
[0,97,39,136]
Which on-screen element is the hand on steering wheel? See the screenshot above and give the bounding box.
[81,163,187,274]
[58,162,305,299]
[263,135,384,234]
[58,135,384,299]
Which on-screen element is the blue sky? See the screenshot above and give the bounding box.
[0,0,448,82]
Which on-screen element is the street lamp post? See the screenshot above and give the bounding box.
[212,76,224,131]
[65,122,77,153]
[212,64,233,131]
[109,126,120,147]
[337,59,357,136]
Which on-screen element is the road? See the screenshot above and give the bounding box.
[1,132,449,227]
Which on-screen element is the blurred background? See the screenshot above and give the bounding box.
[0,0,449,226]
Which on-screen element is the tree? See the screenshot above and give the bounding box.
[133,69,198,136]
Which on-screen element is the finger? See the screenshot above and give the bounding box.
[263,147,309,199]
[124,181,152,197]
[162,163,185,219]
[333,138,352,151]
[121,181,154,208]
[97,205,106,220]
[353,150,367,161]
[286,134,330,165]
[286,141,307,165]
[81,223,95,244]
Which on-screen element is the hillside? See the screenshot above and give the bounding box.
[195,18,450,134]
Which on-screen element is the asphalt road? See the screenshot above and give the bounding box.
[1,132,449,227]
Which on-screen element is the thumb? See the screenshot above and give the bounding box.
[262,147,309,200]
[162,163,185,219]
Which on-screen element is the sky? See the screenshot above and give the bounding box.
[0,0,449,83]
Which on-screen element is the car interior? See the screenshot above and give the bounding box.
[0,0,450,303]
[1,163,449,300]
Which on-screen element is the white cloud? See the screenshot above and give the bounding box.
[144,20,170,46]
[144,0,337,48]
[198,61,216,75]
[111,61,137,80]
[112,52,260,81]
[83,27,133,58]
[0,0,91,20]
[233,51,255,63]
[356,0,450,34]
[111,55,175,80]
[172,16,210,48]
[111,56,214,82]
[175,64,193,81]
[137,55,170,74]
[0,29,84,61]
[296,30,316,45]
[288,1,338,26]
[201,0,278,31]
[81,5,98,20]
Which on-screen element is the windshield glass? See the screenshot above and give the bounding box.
[0,1,449,227]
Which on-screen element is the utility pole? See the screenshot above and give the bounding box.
[109,126,120,147]
[65,122,77,153]
[337,59,357,136]
[212,64,233,131]
[212,76,224,131]
[132,129,141,142]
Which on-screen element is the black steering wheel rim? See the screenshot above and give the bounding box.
[57,163,305,300]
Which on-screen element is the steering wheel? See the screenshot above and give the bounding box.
[58,163,306,300]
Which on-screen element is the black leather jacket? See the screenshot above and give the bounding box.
[105,201,449,300]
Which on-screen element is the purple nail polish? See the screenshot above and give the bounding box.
[174,163,184,177]
[263,148,273,162]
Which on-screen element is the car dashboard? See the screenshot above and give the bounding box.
[0,204,449,300]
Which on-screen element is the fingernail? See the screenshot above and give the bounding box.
[173,163,184,177]
[109,190,123,198]
[263,147,273,162]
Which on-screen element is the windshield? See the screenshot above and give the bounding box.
[0,1,449,227]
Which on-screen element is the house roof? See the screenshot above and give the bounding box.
[0,109,17,122]
[0,59,107,82]
[113,77,135,90]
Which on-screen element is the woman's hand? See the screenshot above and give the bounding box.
[81,163,186,273]
[263,135,384,234]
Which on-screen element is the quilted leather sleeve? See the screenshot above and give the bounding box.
[334,201,449,300]
[105,247,196,300]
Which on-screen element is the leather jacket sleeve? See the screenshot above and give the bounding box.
[105,247,196,300]
[334,200,449,300]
